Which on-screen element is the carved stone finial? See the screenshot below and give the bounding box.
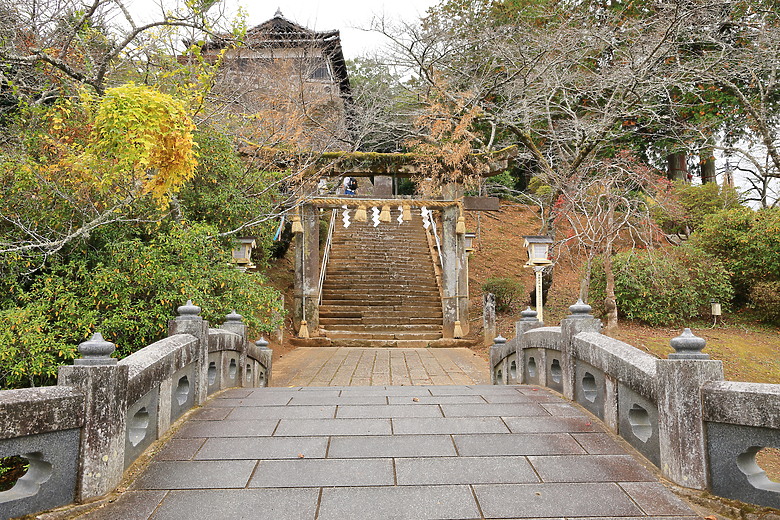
[493,335,506,345]
[177,300,201,319]
[520,307,538,322]
[226,310,243,323]
[75,332,117,366]
[255,337,270,350]
[568,299,593,319]
[669,328,709,360]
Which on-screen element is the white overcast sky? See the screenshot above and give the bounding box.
[128,0,440,60]
[240,2,439,59]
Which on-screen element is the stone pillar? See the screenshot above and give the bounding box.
[373,175,393,197]
[657,329,724,490]
[255,337,273,387]
[293,204,320,334]
[560,300,602,400]
[514,308,542,384]
[168,300,209,404]
[440,206,459,338]
[222,311,248,387]
[457,230,469,335]
[58,333,128,502]
[483,293,496,347]
[490,335,508,385]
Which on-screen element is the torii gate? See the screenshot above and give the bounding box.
[284,146,517,340]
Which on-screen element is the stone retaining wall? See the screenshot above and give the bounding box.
[0,302,272,520]
[491,302,780,510]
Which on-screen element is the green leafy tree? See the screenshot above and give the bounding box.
[688,206,780,307]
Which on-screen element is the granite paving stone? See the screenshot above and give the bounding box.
[226,404,336,420]
[572,432,627,454]
[79,491,167,520]
[336,404,443,418]
[274,417,392,436]
[503,415,603,433]
[318,485,481,520]
[453,433,586,456]
[339,386,434,396]
[392,416,510,434]
[149,488,319,520]
[190,407,233,420]
[540,402,590,417]
[288,394,388,406]
[387,394,487,405]
[619,482,701,516]
[480,393,559,404]
[249,458,394,487]
[208,395,292,406]
[195,436,328,460]
[151,438,205,461]
[473,482,645,518]
[327,434,457,458]
[395,456,539,485]
[132,460,257,489]
[440,403,550,417]
[90,375,703,520]
[173,419,278,438]
[528,454,656,482]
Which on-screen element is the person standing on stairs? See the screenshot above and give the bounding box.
[343,176,358,195]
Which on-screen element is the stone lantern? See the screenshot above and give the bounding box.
[232,237,257,271]
[522,235,554,323]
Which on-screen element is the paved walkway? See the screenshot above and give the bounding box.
[272,347,490,387]
[80,384,701,520]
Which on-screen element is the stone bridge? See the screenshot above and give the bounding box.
[1,301,779,519]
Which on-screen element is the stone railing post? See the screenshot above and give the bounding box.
[168,300,209,404]
[483,293,496,347]
[255,337,273,387]
[657,328,724,490]
[222,310,248,387]
[560,300,602,400]
[490,335,507,384]
[57,333,128,501]
[514,307,542,384]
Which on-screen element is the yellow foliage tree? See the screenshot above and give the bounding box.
[88,83,198,204]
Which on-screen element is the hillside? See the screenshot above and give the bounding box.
[265,202,779,384]
[463,203,780,384]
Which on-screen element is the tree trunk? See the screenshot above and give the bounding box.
[701,148,717,184]
[667,152,688,182]
[579,258,593,303]
[603,250,618,331]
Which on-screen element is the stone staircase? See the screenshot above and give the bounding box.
[319,217,443,347]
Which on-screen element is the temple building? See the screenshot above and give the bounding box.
[203,9,353,152]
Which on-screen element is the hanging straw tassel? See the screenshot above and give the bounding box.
[298,319,309,338]
[402,205,412,222]
[354,205,367,222]
[291,213,304,234]
[456,215,466,234]
[379,205,391,222]
[453,320,464,338]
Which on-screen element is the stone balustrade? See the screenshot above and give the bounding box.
[0,302,272,520]
[491,300,780,509]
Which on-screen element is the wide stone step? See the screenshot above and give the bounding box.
[321,324,441,332]
[321,288,439,297]
[319,317,442,326]
[329,339,435,348]
[324,331,443,341]
[319,305,442,315]
[321,282,439,290]
[321,297,440,305]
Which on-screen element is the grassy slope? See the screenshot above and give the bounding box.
[464,203,780,384]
